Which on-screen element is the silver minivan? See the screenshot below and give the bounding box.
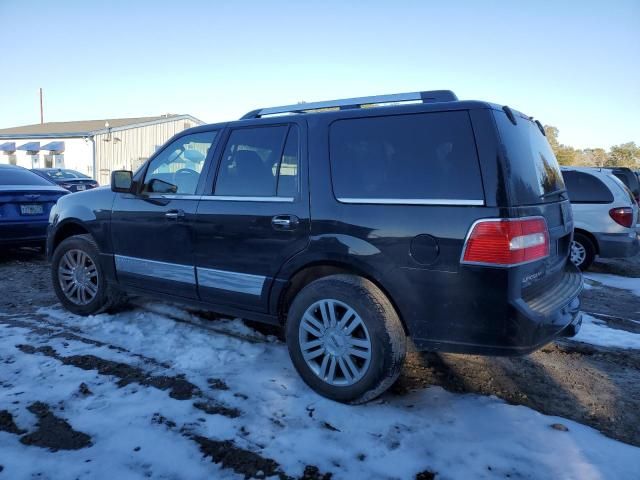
[562,167,639,270]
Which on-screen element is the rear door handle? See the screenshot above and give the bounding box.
[272,215,299,230]
[165,209,185,220]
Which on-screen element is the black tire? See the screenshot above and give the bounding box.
[286,274,406,404]
[571,233,596,271]
[51,234,126,315]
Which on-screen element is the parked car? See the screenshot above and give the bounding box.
[47,90,583,403]
[0,164,69,248]
[32,168,99,192]
[561,167,640,270]
[609,167,640,205]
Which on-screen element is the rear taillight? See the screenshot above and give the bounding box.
[461,217,550,266]
[609,207,634,228]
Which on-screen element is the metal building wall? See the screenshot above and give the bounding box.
[94,118,197,185]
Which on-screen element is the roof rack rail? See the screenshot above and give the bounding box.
[240,90,458,120]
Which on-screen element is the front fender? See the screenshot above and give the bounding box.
[48,188,116,256]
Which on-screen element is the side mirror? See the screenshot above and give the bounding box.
[111,170,133,193]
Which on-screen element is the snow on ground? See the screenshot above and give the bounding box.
[1,305,638,480]
[572,313,640,350]
[584,272,640,296]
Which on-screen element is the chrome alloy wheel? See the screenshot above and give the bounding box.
[58,249,99,305]
[298,299,372,386]
[570,240,586,266]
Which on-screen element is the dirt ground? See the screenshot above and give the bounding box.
[1,247,639,451]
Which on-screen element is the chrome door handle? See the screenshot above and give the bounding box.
[272,215,299,230]
[165,209,185,219]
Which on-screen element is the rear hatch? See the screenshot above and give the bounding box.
[492,109,575,294]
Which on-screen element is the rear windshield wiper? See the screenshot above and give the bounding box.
[540,188,568,200]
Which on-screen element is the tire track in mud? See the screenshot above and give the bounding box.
[2,313,249,416]
[16,343,241,416]
[153,413,333,480]
[1,314,173,369]
[1,403,91,451]
[20,402,92,451]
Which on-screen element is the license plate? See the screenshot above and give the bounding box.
[76,185,86,191]
[20,204,44,215]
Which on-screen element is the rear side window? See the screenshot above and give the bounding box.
[0,168,53,186]
[214,125,299,197]
[329,111,484,203]
[562,171,613,203]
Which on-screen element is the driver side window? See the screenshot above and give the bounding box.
[143,131,218,194]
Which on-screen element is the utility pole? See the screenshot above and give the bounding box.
[39,88,44,124]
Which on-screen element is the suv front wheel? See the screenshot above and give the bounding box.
[286,274,406,404]
[52,234,125,316]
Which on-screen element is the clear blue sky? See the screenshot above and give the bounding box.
[0,0,638,149]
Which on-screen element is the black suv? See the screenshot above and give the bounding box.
[47,90,583,403]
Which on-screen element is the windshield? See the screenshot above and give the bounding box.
[494,110,565,204]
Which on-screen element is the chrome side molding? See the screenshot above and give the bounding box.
[196,267,265,296]
[336,198,484,206]
[114,255,266,296]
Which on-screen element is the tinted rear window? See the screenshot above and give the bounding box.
[612,171,640,196]
[493,111,565,204]
[562,171,613,203]
[609,174,637,204]
[329,111,484,203]
[0,168,54,186]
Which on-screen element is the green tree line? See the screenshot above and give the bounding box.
[544,125,639,168]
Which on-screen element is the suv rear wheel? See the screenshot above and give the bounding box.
[570,233,596,271]
[52,234,125,315]
[286,274,406,404]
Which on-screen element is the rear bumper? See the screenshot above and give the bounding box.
[0,221,48,246]
[594,231,640,258]
[412,263,583,355]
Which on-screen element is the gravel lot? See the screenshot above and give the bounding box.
[0,247,639,478]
